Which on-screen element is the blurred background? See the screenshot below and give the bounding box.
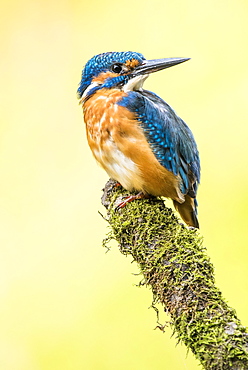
[1,0,248,369]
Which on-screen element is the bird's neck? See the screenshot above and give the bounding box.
[81,88,127,117]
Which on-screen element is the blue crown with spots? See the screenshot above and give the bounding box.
[77,51,145,98]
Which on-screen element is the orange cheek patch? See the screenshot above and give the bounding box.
[92,71,118,84]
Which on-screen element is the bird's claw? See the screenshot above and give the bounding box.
[115,192,151,210]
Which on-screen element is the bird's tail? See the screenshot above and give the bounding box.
[173,195,199,228]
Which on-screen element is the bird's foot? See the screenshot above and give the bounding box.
[113,181,122,188]
[116,192,151,209]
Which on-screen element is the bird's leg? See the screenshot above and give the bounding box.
[113,181,122,188]
[116,192,151,209]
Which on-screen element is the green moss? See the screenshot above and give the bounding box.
[101,180,248,370]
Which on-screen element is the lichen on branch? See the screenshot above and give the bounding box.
[101,179,248,370]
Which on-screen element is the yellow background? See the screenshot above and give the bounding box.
[1,0,248,369]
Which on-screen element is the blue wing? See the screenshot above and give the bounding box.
[118,90,200,197]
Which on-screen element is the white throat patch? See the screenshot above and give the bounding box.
[123,74,149,92]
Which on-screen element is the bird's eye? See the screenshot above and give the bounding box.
[111,63,123,74]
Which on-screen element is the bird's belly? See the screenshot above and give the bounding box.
[91,138,143,192]
[89,133,184,203]
[83,90,184,202]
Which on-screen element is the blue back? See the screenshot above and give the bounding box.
[118,90,200,197]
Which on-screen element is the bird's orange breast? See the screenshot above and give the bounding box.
[81,89,184,203]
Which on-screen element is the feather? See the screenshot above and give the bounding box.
[118,90,200,198]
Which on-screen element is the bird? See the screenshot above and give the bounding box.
[77,51,200,228]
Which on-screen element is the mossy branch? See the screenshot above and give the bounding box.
[101,179,248,370]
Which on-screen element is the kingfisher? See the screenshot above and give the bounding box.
[77,51,200,228]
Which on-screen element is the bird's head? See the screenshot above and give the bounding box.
[77,51,189,100]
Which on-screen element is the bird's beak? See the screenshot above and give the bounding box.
[134,57,190,76]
